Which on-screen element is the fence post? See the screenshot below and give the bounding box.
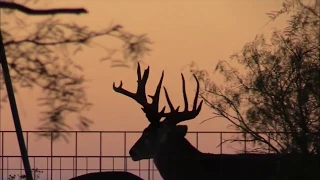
[99,132,102,172]
[124,132,127,171]
[244,132,247,153]
[196,132,199,149]
[220,132,223,154]
[1,131,3,179]
[50,132,53,180]
[148,159,151,180]
[268,132,271,153]
[75,132,78,177]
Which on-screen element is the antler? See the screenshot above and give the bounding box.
[113,63,203,125]
[113,63,166,123]
[161,74,203,126]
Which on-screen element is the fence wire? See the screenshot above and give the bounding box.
[0,130,280,180]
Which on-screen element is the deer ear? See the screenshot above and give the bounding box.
[175,125,188,137]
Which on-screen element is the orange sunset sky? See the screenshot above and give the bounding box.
[0,0,291,179]
[1,0,288,132]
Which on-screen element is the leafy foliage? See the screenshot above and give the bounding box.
[189,0,319,154]
[1,0,151,141]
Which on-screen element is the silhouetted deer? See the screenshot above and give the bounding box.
[68,171,143,180]
[113,63,320,180]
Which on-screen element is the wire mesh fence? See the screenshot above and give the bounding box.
[0,130,278,180]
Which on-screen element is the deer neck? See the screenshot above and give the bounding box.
[153,137,205,180]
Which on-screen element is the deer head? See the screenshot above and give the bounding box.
[113,63,203,161]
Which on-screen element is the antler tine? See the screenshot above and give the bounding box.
[181,74,189,111]
[137,62,142,81]
[193,74,203,110]
[137,63,149,87]
[163,87,179,112]
[144,71,166,123]
[162,74,203,126]
[113,63,166,123]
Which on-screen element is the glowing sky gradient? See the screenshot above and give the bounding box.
[0,1,288,179]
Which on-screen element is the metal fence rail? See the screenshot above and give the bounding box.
[0,130,278,180]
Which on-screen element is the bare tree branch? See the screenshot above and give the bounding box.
[0,1,87,15]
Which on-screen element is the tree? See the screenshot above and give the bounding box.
[188,0,319,154]
[1,0,151,141]
[1,2,150,179]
